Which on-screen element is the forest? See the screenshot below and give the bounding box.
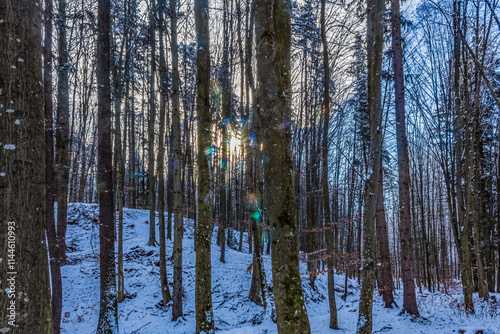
[0,0,499,333]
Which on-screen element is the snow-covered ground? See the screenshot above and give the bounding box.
[61,203,500,333]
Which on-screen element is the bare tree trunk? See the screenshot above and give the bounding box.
[218,0,231,263]
[123,14,132,209]
[417,166,431,290]
[170,0,184,319]
[167,120,174,240]
[0,1,53,332]
[194,0,214,330]
[471,37,489,299]
[78,56,94,202]
[96,0,118,329]
[44,0,63,330]
[376,165,396,308]
[320,0,338,328]
[56,0,71,266]
[157,1,172,306]
[117,115,125,305]
[391,0,419,316]
[255,0,311,331]
[147,0,158,246]
[112,6,126,303]
[129,72,137,208]
[248,176,266,307]
[357,0,385,332]
[236,0,246,255]
[453,0,474,314]
[116,103,125,304]
[244,0,266,306]
[410,183,423,293]
[305,125,315,285]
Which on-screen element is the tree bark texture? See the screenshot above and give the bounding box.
[357,0,385,332]
[255,0,311,332]
[96,0,118,329]
[194,0,214,330]
[391,0,419,316]
[0,1,53,332]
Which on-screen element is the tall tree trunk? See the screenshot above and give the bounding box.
[114,48,126,304]
[246,0,265,307]
[255,0,311,332]
[471,51,489,299]
[418,166,431,290]
[147,0,158,246]
[357,0,385,332]
[248,190,266,307]
[44,0,63,330]
[112,6,127,303]
[123,13,132,209]
[170,0,184,320]
[320,0,338,328]
[236,0,245,252]
[305,125,315,285]
[453,0,474,314]
[78,57,93,203]
[219,0,231,263]
[410,183,423,293]
[391,0,419,316]
[194,0,214,330]
[96,0,118,329]
[129,73,137,208]
[157,1,172,307]
[56,0,71,266]
[167,116,174,240]
[116,107,125,304]
[0,1,53,332]
[376,165,396,308]
[117,121,125,305]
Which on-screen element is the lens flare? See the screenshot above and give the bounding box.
[224,118,233,131]
[204,145,217,158]
[251,209,261,222]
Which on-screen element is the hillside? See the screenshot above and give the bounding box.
[60,203,500,334]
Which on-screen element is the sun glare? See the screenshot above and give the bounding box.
[230,136,241,152]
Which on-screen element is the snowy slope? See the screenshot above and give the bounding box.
[61,203,500,334]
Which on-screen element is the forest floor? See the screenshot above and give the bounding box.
[60,203,500,334]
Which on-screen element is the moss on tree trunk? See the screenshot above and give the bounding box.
[255,0,311,332]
